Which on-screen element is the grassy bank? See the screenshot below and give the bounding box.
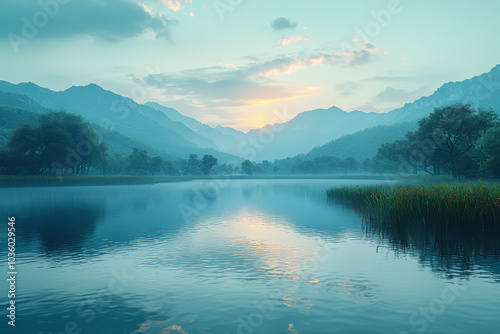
[327,182,500,229]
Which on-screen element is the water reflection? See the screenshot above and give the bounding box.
[18,292,166,334]
[364,220,500,280]
[0,180,498,334]
[21,202,104,255]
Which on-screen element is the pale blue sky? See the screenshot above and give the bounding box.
[1,0,499,130]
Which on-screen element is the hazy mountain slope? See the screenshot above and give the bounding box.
[0,82,217,157]
[215,125,247,140]
[307,122,418,161]
[145,102,201,128]
[305,64,500,162]
[0,90,46,112]
[247,107,391,160]
[91,125,176,159]
[1,64,498,162]
[386,65,500,124]
[137,104,216,149]
[59,85,217,150]
[0,103,175,159]
[0,81,58,108]
[146,102,244,155]
[246,65,500,160]
[0,104,42,148]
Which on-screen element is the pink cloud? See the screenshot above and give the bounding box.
[334,41,382,66]
[255,60,306,77]
[277,35,313,47]
[142,4,153,14]
[161,0,184,12]
[308,56,325,66]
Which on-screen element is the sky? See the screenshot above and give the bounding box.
[1,0,500,131]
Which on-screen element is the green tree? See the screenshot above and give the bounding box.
[260,160,273,174]
[182,154,202,175]
[37,121,73,173]
[296,160,314,174]
[415,103,497,178]
[163,160,179,175]
[376,137,417,174]
[90,143,109,174]
[362,158,372,173]
[107,152,125,174]
[201,154,218,175]
[0,149,25,175]
[7,123,44,174]
[126,148,150,175]
[342,157,359,174]
[476,127,500,178]
[1,111,107,175]
[149,156,164,175]
[39,111,103,174]
[242,160,254,176]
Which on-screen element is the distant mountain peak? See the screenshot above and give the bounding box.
[16,81,53,93]
[327,106,346,112]
[293,106,345,119]
[18,82,40,88]
[66,83,105,92]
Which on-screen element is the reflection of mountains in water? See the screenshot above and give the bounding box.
[365,222,500,281]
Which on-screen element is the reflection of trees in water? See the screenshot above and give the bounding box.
[365,221,500,280]
[18,200,105,256]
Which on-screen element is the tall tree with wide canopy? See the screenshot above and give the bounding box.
[415,103,497,178]
[1,111,108,175]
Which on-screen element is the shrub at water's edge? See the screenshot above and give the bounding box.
[327,183,500,229]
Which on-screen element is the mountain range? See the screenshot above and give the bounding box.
[0,65,499,162]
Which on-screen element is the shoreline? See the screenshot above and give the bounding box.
[0,174,457,188]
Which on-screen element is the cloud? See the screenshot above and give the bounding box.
[161,0,184,12]
[137,41,382,109]
[1,0,177,42]
[271,17,297,31]
[333,40,382,66]
[372,75,411,82]
[351,102,388,113]
[277,35,313,47]
[305,45,381,67]
[336,81,362,96]
[374,86,432,104]
[246,57,307,77]
[141,66,316,108]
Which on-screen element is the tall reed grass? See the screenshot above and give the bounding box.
[327,182,500,230]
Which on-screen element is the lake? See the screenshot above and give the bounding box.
[1,179,499,334]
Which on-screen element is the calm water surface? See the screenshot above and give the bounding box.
[0,179,499,334]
